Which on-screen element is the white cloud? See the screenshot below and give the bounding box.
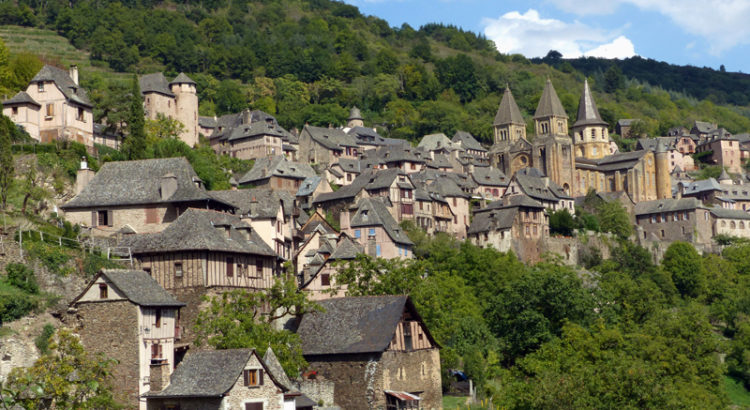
[550,0,750,55]
[482,9,636,59]
[584,36,636,59]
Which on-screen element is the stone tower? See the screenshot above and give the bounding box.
[347,106,364,128]
[170,73,199,147]
[572,79,610,159]
[655,139,671,199]
[493,86,526,144]
[533,78,568,137]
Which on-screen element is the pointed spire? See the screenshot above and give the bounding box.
[534,78,568,119]
[494,86,525,126]
[170,72,196,85]
[262,347,292,388]
[348,106,363,120]
[574,79,607,127]
[719,168,732,184]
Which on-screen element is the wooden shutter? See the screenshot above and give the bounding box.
[91,211,97,227]
[227,257,234,277]
[107,210,113,226]
[243,369,249,386]
[259,369,264,385]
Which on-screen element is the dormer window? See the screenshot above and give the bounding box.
[99,283,108,299]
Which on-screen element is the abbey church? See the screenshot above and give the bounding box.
[490,79,671,202]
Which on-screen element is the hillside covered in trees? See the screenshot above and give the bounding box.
[0,0,749,144]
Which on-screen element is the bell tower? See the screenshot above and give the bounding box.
[493,86,526,144]
[533,78,568,137]
[571,79,610,159]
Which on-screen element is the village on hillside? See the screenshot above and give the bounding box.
[2,62,750,409]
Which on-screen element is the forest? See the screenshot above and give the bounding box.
[0,0,749,146]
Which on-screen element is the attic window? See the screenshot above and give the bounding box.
[98,283,108,299]
[38,82,44,92]
[243,369,263,387]
[174,262,183,278]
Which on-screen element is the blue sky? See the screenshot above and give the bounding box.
[343,0,750,73]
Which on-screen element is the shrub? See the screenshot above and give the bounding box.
[5,263,38,294]
[34,324,55,354]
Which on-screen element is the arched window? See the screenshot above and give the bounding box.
[731,221,737,229]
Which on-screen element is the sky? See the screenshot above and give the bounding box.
[342,0,750,73]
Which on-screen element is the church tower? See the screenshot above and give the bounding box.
[493,86,526,144]
[655,140,671,199]
[170,73,199,147]
[533,78,568,137]
[572,79,610,159]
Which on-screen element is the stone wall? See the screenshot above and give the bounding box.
[305,353,383,410]
[294,379,336,407]
[70,301,140,408]
[381,348,442,410]
[147,398,221,410]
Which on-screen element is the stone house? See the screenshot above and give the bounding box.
[296,295,442,410]
[67,269,185,410]
[211,188,296,260]
[679,176,750,211]
[140,72,199,147]
[710,207,750,239]
[347,125,409,150]
[145,349,295,410]
[119,208,278,345]
[506,167,575,214]
[342,197,414,259]
[695,133,742,174]
[412,187,454,235]
[634,198,713,244]
[616,119,639,138]
[3,65,93,146]
[296,176,332,211]
[691,121,718,139]
[298,232,362,301]
[452,131,488,159]
[237,155,317,195]
[471,166,509,201]
[207,110,294,160]
[637,137,696,172]
[467,195,548,262]
[298,125,359,166]
[409,170,471,239]
[60,157,235,237]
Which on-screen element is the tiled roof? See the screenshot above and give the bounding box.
[61,158,228,209]
[31,65,92,107]
[120,208,276,256]
[87,269,184,307]
[709,207,750,220]
[169,72,196,85]
[452,131,486,152]
[534,78,567,119]
[139,73,174,97]
[634,198,704,215]
[513,167,572,200]
[297,176,324,197]
[297,295,410,355]
[210,188,294,219]
[494,86,525,126]
[472,167,508,187]
[304,125,358,149]
[238,156,316,185]
[418,133,454,152]
[350,197,413,245]
[573,79,608,127]
[467,207,517,234]
[2,91,40,107]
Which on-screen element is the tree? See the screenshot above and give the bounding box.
[603,65,625,93]
[121,75,146,160]
[0,118,12,209]
[194,273,321,377]
[596,200,632,239]
[548,208,575,236]
[1,329,121,409]
[331,254,423,297]
[661,241,707,299]
[145,113,185,141]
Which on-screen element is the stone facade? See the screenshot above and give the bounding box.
[64,204,177,237]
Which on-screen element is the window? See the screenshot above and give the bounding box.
[403,322,413,350]
[151,343,163,364]
[368,228,376,239]
[11,107,17,116]
[376,244,381,257]
[174,262,183,278]
[256,259,263,276]
[77,107,85,122]
[99,283,108,299]
[155,309,162,328]
[45,103,54,117]
[245,403,263,410]
[347,173,352,182]
[401,203,413,215]
[452,198,457,206]
[227,257,234,277]
[354,229,361,239]
[38,82,44,92]
[321,273,330,286]
[243,369,263,387]
[95,210,112,227]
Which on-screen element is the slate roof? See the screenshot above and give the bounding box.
[350,197,413,245]
[693,121,716,134]
[263,348,292,390]
[61,157,230,209]
[348,106,363,120]
[369,145,427,165]
[472,167,508,187]
[427,153,453,170]
[198,116,217,128]
[120,208,276,256]
[238,156,316,185]
[329,235,363,259]
[297,295,416,355]
[210,188,294,219]
[149,349,288,398]
[512,167,572,201]
[709,207,750,220]
[170,72,196,85]
[2,91,40,107]
[418,133,454,152]
[467,207,517,234]
[304,125,358,149]
[634,198,704,215]
[534,78,567,119]
[452,131,487,152]
[494,86,526,126]
[139,73,174,97]
[681,178,722,196]
[617,119,638,127]
[297,176,324,197]
[30,65,92,107]
[575,150,649,172]
[226,121,289,141]
[77,269,184,307]
[574,79,608,127]
[636,137,676,151]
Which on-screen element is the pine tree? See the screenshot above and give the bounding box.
[122,75,146,160]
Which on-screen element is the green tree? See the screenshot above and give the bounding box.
[121,75,146,160]
[332,254,423,296]
[5,263,38,294]
[0,118,12,209]
[596,200,632,239]
[661,241,707,298]
[548,208,575,236]
[194,274,321,377]
[603,65,625,93]
[145,113,185,141]
[1,329,121,409]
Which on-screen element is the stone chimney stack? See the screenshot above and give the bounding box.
[149,362,170,392]
[69,65,79,86]
[75,157,95,195]
[242,109,251,125]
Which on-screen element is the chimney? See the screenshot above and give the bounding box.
[339,210,350,232]
[75,157,95,195]
[160,174,178,200]
[242,109,251,125]
[69,65,79,86]
[149,361,171,392]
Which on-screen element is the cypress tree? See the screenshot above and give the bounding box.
[122,74,146,160]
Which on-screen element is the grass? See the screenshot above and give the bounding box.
[725,375,750,408]
[0,327,16,337]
